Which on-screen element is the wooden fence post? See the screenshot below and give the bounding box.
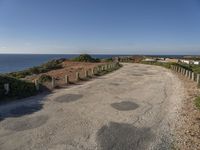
[52,77,55,89]
[192,72,195,81]
[34,79,39,91]
[4,83,10,94]
[178,67,180,72]
[104,65,107,70]
[91,68,94,76]
[183,69,186,75]
[197,74,200,84]
[102,66,104,71]
[76,72,79,81]
[65,75,69,84]
[85,70,88,78]
[172,66,174,70]
[93,67,97,75]
[189,71,192,80]
[185,70,188,77]
[97,66,100,72]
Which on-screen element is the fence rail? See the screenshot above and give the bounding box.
[171,65,200,85]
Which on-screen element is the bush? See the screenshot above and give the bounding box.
[72,54,100,62]
[38,74,52,83]
[195,97,200,110]
[0,75,37,100]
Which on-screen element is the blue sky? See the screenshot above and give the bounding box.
[0,0,200,54]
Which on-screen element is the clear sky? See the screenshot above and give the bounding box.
[0,0,200,55]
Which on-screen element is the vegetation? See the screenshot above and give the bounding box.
[195,96,200,110]
[38,74,52,83]
[141,61,200,74]
[72,54,100,62]
[6,58,66,79]
[101,58,113,62]
[141,61,177,69]
[0,75,37,100]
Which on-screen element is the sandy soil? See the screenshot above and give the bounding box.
[0,63,185,150]
[26,61,106,89]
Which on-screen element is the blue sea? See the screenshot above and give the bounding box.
[0,54,123,73]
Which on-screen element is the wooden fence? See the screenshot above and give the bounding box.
[171,65,200,85]
[33,62,119,90]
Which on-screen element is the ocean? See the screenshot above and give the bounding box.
[0,54,122,73]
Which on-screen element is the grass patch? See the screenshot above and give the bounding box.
[195,96,200,110]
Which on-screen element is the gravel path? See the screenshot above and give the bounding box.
[0,63,185,150]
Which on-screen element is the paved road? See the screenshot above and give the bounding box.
[0,63,184,150]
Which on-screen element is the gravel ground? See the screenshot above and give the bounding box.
[0,63,185,150]
[174,73,200,150]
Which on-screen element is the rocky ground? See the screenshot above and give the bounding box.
[0,63,187,150]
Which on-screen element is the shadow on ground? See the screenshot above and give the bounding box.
[111,101,139,111]
[0,93,48,122]
[2,115,49,131]
[55,94,83,103]
[96,122,154,150]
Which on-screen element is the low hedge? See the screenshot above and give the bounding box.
[38,74,52,83]
[0,75,37,100]
[195,97,200,110]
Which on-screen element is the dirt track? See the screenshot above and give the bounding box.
[0,63,185,150]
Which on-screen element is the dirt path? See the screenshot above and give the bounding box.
[0,63,185,150]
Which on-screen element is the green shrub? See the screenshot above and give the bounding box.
[72,54,100,62]
[38,74,52,83]
[195,97,200,110]
[0,75,37,100]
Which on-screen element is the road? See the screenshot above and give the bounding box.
[0,63,185,150]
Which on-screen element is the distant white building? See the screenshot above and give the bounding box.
[180,59,190,64]
[143,58,156,62]
[179,59,200,65]
[193,61,200,65]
